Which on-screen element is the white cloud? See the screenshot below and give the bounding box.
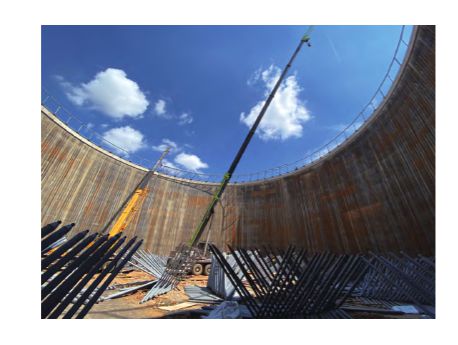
[178,113,194,125]
[151,100,193,125]
[174,152,208,172]
[54,75,65,82]
[153,99,174,119]
[246,67,262,86]
[240,65,311,141]
[102,126,146,155]
[154,99,166,115]
[60,68,149,119]
[152,138,180,153]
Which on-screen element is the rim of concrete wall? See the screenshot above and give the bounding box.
[41,106,223,186]
[41,26,419,188]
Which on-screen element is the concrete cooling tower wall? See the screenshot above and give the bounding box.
[41,26,435,256]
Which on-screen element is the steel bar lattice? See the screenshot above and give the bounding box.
[208,245,368,318]
[208,245,435,318]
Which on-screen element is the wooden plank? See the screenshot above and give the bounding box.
[158,302,198,311]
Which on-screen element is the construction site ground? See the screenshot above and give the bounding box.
[83,270,429,319]
[85,270,210,319]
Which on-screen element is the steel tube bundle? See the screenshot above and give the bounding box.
[41,220,142,319]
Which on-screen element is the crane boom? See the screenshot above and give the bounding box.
[188,29,312,247]
[108,147,170,238]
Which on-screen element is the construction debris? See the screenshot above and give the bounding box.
[204,301,242,319]
[41,226,435,319]
[184,285,223,304]
[130,249,167,278]
[139,243,196,303]
[207,253,241,299]
[101,280,157,301]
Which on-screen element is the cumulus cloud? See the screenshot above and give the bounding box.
[59,68,149,119]
[152,140,205,174]
[174,152,208,173]
[152,138,180,153]
[240,65,311,141]
[151,100,193,125]
[102,126,146,155]
[178,113,194,125]
[153,99,174,119]
[154,99,166,115]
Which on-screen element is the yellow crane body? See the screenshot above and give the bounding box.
[108,188,148,238]
[106,147,170,238]
[44,148,169,256]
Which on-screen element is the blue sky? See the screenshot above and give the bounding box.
[41,25,411,179]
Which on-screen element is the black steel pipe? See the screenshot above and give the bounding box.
[75,238,143,319]
[41,234,108,299]
[41,223,75,253]
[42,234,120,317]
[47,236,126,319]
[41,230,89,270]
[41,220,62,239]
[41,232,98,284]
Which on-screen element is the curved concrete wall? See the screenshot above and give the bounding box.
[41,26,435,255]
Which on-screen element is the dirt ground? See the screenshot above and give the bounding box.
[83,270,429,319]
[85,270,210,319]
